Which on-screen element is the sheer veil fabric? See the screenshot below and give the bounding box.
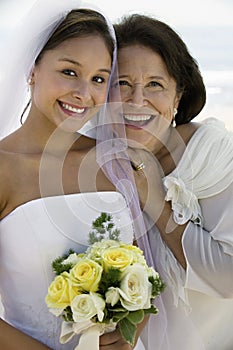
[0,1,172,349]
[0,0,115,139]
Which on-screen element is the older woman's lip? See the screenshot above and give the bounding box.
[123,114,155,128]
[124,114,153,121]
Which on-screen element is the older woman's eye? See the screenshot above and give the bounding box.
[111,80,128,88]
[62,69,76,77]
[119,80,130,86]
[149,81,162,87]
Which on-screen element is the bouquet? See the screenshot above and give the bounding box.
[45,213,165,349]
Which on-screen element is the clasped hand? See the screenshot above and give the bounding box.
[127,147,166,220]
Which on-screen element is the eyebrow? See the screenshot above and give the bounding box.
[118,74,166,81]
[58,58,111,74]
[149,75,166,81]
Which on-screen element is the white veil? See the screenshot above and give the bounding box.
[0,0,115,139]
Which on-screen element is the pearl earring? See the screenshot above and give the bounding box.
[27,76,34,85]
[172,108,177,127]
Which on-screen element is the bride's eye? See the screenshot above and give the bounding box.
[92,76,105,84]
[62,69,77,77]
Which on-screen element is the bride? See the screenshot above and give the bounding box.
[0,1,147,349]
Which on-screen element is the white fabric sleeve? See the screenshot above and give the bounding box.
[182,182,233,298]
[163,118,233,226]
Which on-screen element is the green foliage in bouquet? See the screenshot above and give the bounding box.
[88,212,120,243]
[52,249,75,275]
[46,213,165,347]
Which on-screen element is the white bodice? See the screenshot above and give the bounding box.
[0,192,135,349]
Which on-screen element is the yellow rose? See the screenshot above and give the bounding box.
[45,273,71,310]
[121,243,142,255]
[121,243,147,266]
[68,281,82,302]
[70,259,103,292]
[102,247,133,271]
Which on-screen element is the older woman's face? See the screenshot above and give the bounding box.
[112,44,181,151]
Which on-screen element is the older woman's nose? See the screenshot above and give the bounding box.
[129,84,147,106]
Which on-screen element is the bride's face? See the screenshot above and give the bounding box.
[30,34,112,132]
[112,44,181,151]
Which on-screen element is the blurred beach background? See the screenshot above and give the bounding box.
[0,0,232,316]
[0,0,232,130]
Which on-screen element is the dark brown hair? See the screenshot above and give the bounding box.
[114,14,206,124]
[36,9,114,64]
[20,9,114,124]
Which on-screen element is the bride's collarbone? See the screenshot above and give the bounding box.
[0,147,102,214]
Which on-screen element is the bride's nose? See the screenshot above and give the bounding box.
[72,79,91,102]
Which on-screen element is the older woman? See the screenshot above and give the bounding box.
[111,14,233,350]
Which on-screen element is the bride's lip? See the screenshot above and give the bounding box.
[123,114,155,128]
[58,101,87,117]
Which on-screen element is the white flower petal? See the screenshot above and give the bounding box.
[90,292,105,322]
[163,176,202,225]
[118,264,151,311]
[105,287,120,306]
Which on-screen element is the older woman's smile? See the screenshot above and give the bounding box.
[123,113,155,127]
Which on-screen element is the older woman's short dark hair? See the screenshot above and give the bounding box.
[114,14,206,124]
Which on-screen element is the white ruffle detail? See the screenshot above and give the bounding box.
[164,176,202,225]
[162,118,233,227]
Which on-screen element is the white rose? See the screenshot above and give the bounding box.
[86,239,120,261]
[118,263,151,311]
[71,292,105,323]
[105,287,120,307]
[62,253,82,266]
[147,266,159,279]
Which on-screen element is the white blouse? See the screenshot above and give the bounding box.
[147,118,233,349]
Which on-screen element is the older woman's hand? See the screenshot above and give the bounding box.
[127,147,187,268]
[127,147,165,220]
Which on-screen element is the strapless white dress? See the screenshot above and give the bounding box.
[0,192,144,350]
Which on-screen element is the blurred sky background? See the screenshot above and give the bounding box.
[0,0,233,129]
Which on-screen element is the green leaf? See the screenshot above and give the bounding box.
[52,249,75,275]
[108,307,126,312]
[119,318,137,346]
[109,228,120,241]
[98,268,121,294]
[143,305,158,315]
[88,212,120,244]
[112,311,129,322]
[62,306,74,322]
[149,275,166,296]
[126,309,144,325]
